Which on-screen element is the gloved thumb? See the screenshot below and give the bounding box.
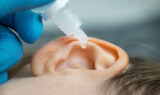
[0,0,55,18]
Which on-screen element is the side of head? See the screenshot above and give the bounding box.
[2,36,160,95]
[3,36,160,95]
[1,36,129,95]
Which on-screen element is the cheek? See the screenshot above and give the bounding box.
[1,75,96,95]
[1,76,56,95]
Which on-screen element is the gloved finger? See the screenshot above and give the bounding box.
[0,25,23,72]
[14,11,43,43]
[0,0,55,18]
[0,11,43,43]
[0,71,7,84]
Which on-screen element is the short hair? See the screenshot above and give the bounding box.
[103,57,160,95]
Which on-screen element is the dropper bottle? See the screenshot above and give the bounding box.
[32,0,88,48]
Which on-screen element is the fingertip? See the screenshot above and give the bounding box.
[14,11,43,44]
[0,71,8,84]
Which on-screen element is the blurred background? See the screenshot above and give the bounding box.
[23,0,160,61]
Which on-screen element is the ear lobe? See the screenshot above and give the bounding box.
[31,36,129,79]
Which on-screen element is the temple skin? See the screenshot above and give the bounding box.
[0,36,129,95]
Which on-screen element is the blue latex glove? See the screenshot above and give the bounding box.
[0,0,55,84]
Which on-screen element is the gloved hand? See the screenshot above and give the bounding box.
[0,0,55,84]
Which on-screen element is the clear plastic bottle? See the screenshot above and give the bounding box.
[32,0,88,48]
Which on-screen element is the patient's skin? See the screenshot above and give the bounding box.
[0,36,128,95]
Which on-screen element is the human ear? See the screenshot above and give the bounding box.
[31,36,129,80]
